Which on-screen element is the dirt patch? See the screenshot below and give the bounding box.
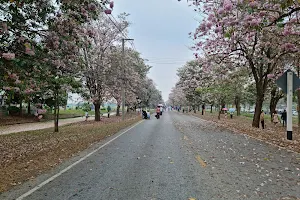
[0,116,37,126]
[188,112,300,153]
[0,114,141,192]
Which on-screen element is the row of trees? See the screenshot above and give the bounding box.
[0,0,163,131]
[171,0,300,127]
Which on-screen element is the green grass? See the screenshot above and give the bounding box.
[43,109,108,120]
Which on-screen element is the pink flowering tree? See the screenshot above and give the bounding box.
[80,13,129,121]
[189,0,300,127]
[105,47,151,115]
[1,0,115,131]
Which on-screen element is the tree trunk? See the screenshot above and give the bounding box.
[221,99,225,114]
[252,94,264,128]
[270,88,277,123]
[19,99,22,116]
[235,96,241,116]
[94,103,101,121]
[54,91,59,132]
[27,100,31,115]
[218,104,221,120]
[193,104,196,113]
[270,87,284,122]
[116,104,121,116]
[297,63,300,127]
[298,90,300,127]
[210,104,213,113]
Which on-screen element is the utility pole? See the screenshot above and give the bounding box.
[122,38,134,121]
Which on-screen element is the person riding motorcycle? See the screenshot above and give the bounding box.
[156,106,161,119]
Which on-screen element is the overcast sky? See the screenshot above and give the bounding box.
[113,0,198,101]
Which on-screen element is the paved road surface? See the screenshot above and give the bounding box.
[0,113,115,135]
[1,111,299,200]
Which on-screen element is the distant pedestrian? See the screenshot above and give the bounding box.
[229,108,235,119]
[85,111,89,121]
[281,109,287,127]
[273,111,280,126]
[107,105,111,118]
[260,110,265,129]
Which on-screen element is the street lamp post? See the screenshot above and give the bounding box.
[122,38,134,121]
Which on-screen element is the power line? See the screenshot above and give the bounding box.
[102,8,137,52]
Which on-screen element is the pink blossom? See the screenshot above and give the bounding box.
[200,23,206,32]
[9,73,17,80]
[249,1,259,8]
[281,43,296,51]
[18,36,25,43]
[88,3,96,11]
[2,52,15,60]
[249,18,261,26]
[3,86,11,91]
[267,74,275,79]
[38,109,47,114]
[217,8,225,15]
[25,47,35,55]
[223,0,233,11]
[259,11,266,17]
[206,22,213,29]
[15,80,21,84]
[110,1,114,9]
[215,26,222,33]
[24,88,34,94]
[53,40,60,49]
[2,22,8,33]
[104,9,112,14]
[283,27,292,36]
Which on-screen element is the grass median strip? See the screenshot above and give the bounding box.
[0,116,141,193]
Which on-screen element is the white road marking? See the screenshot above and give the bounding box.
[16,120,144,200]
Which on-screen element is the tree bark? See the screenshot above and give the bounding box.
[269,87,283,122]
[116,104,120,116]
[27,100,31,115]
[54,91,59,132]
[252,94,264,128]
[210,104,213,113]
[19,98,22,116]
[94,103,101,121]
[218,104,221,120]
[235,96,241,116]
[298,63,300,127]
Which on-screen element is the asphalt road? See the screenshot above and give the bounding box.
[1,111,300,200]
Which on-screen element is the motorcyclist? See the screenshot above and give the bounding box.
[156,106,161,119]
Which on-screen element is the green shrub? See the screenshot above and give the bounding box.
[7,106,20,114]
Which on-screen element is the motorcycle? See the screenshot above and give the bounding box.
[155,113,160,119]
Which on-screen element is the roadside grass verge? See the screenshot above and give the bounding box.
[0,115,141,193]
